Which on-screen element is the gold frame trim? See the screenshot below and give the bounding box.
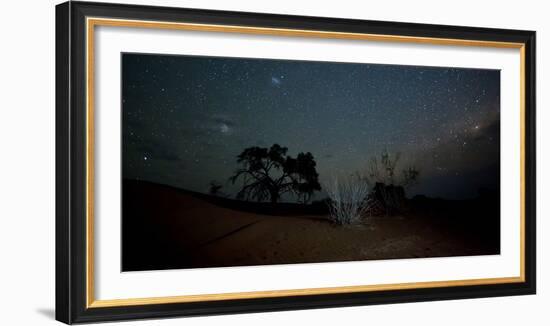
[85,17,526,308]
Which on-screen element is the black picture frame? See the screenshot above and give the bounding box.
[56,1,536,324]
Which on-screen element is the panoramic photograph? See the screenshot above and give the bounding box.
[121,53,500,272]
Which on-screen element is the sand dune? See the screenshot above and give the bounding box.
[122,180,499,271]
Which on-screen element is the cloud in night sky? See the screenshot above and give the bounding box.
[271,76,283,86]
[207,113,237,135]
[122,53,500,200]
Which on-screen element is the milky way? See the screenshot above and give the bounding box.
[122,53,500,200]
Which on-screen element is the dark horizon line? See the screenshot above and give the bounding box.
[122,177,498,204]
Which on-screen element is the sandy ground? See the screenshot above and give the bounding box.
[122,181,498,271]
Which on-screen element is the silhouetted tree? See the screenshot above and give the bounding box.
[229,144,321,203]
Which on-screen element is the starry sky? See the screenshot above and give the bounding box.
[122,53,500,200]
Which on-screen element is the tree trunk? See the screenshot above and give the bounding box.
[269,189,279,203]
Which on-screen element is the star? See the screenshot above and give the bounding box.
[122,52,501,201]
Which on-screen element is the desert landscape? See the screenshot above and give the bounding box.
[122,179,499,271]
[121,53,501,271]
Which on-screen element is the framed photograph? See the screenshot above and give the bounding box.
[56,1,536,324]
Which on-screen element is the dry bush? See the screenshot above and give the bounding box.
[324,175,373,225]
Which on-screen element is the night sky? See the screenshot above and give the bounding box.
[122,53,500,200]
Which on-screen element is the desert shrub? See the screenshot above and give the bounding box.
[208,180,224,196]
[371,182,406,215]
[360,150,420,215]
[324,175,373,225]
